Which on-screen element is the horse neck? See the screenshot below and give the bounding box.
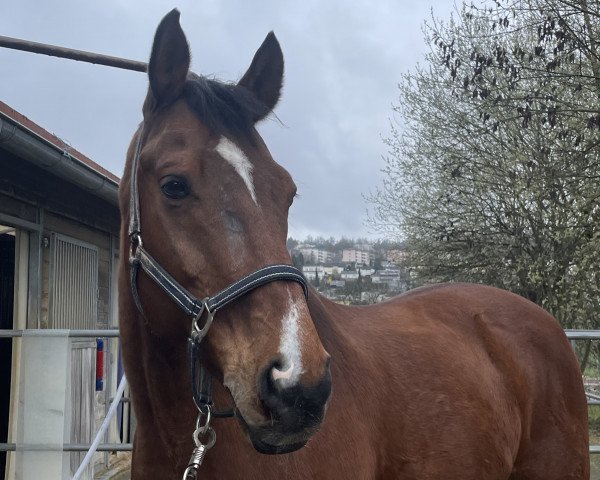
[307,290,364,361]
[119,291,196,468]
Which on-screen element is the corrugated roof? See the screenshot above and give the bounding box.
[0,100,120,184]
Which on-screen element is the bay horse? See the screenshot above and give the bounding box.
[118,9,590,479]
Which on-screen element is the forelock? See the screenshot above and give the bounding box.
[183,73,271,140]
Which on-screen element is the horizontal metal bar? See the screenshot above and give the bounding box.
[0,35,147,72]
[6,441,596,456]
[3,329,593,339]
[0,329,119,338]
[4,439,596,455]
[565,330,600,340]
[586,392,600,402]
[0,443,132,452]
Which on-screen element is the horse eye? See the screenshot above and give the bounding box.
[161,178,190,199]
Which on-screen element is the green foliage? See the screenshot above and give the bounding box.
[588,404,600,446]
[368,0,600,328]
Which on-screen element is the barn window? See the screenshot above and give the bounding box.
[49,234,98,330]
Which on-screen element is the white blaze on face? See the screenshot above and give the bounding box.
[272,297,303,387]
[215,136,257,204]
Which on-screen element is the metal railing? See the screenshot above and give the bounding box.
[565,330,600,340]
[2,328,600,463]
[72,373,128,480]
[0,443,132,452]
[0,329,120,338]
[0,328,132,480]
[565,330,600,454]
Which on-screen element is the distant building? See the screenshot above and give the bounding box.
[341,271,360,281]
[302,265,324,280]
[342,249,371,265]
[298,247,335,264]
[340,267,374,281]
[372,268,404,291]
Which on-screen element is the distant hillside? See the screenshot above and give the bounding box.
[287,236,409,305]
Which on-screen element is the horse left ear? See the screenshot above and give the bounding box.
[238,32,284,121]
[147,9,190,108]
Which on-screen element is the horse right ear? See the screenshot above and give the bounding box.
[147,9,190,109]
[238,32,284,121]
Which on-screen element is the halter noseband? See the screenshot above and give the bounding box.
[127,125,309,474]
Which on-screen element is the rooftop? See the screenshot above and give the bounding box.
[0,100,119,185]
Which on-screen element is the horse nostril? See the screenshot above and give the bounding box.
[259,358,332,426]
[260,360,285,406]
[271,362,295,382]
[262,360,295,400]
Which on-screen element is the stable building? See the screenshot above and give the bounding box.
[0,101,128,479]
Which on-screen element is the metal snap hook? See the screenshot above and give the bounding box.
[193,426,216,450]
[182,427,216,480]
[129,232,143,259]
[191,297,214,343]
[195,406,212,436]
[182,410,217,480]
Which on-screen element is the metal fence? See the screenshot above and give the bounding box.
[1,327,599,475]
[0,329,131,480]
[565,330,600,454]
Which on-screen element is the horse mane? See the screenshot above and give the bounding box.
[183,72,271,139]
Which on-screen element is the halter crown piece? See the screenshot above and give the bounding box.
[127,125,309,479]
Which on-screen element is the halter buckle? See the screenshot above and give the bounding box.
[191,298,214,344]
[129,232,143,259]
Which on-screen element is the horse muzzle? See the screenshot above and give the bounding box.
[239,361,332,454]
[247,426,315,454]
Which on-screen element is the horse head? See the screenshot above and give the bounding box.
[121,9,331,455]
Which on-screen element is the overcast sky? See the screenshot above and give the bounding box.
[0,0,456,240]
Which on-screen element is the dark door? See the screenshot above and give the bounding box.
[0,233,15,476]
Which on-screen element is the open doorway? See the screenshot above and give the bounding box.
[0,226,15,476]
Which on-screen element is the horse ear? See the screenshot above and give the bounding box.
[238,32,284,121]
[148,9,190,108]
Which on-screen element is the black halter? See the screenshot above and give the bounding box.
[127,125,309,416]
